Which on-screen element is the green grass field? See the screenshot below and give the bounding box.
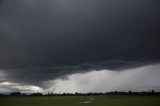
[0,96,160,106]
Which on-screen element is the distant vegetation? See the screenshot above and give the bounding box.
[1,90,160,96]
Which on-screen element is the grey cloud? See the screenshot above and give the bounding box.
[0,82,43,94]
[0,0,160,92]
[1,60,157,88]
[44,64,160,93]
[1,63,160,93]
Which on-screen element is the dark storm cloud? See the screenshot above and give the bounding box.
[2,60,157,87]
[0,0,160,86]
[0,0,2,5]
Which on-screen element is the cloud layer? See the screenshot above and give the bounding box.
[0,0,159,69]
[1,64,160,94]
[44,64,160,93]
[0,0,160,93]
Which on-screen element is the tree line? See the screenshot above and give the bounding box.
[0,90,160,96]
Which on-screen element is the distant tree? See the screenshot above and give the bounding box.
[30,93,43,96]
[129,90,132,94]
[0,94,4,96]
[75,92,79,95]
[22,93,26,96]
[114,91,118,95]
[10,92,21,96]
[151,90,155,94]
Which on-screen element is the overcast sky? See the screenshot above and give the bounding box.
[0,0,160,93]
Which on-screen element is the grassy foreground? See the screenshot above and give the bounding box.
[0,96,160,106]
